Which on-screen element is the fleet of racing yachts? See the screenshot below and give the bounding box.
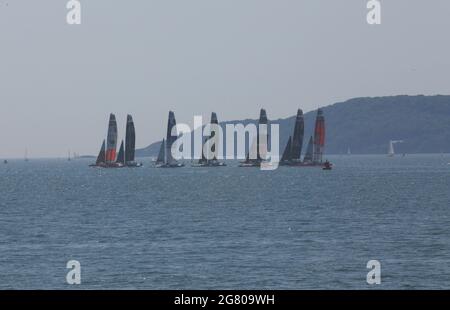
[91,108,329,169]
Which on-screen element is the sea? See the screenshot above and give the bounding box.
[0,154,450,289]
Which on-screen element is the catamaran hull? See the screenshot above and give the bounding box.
[89,162,125,168]
[278,161,328,167]
[155,163,185,168]
[192,162,226,167]
[126,162,143,168]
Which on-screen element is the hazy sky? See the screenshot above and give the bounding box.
[1,0,450,158]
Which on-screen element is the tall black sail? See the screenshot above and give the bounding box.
[303,136,314,163]
[257,109,268,161]
[291,109,304,160]
[165,111,177,164]
[201,112,219,163]
[125,114,136,164]
[96,140,106,165]
[116,140,125,165]
[244,109,268,162]
[281,136,292,162]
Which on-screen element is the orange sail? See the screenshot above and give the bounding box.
[313,109,325,163]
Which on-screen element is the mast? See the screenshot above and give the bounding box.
[291,109,304,161]
[96,140,106,165]
[313,109,325,164]
[281,136,292,162]
[105,113,118,164]
[116,140,125,165]
[303,136,314,163]
[125,114,136,164]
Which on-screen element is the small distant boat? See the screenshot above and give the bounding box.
[68,150,71,161]
[322,160,332,170]
[155,111,185,168]
[192,112,226,168]
[3,159,7,164]
[388,140,404,157]
[24,149,29,162]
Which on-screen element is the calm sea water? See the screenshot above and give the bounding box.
[1,154,450,289]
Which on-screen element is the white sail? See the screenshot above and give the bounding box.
[388,140,404,157]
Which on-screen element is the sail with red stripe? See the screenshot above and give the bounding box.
[105,113,118,163]
[313,109,325,163]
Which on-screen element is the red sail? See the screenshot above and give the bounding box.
[313,109,325,163]
[105,113,118,163]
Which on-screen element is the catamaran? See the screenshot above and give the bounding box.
[280,108,328,167]
[280,109,304,166]
[239,109,269,167]
[90,114,123,168]
[155,111,184,168]
[192,112,226,167]
[124,115,142,167]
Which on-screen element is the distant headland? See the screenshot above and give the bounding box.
[135,95,450,156]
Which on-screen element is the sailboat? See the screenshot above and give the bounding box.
[280,109,304,166]
[192,112,226,167]
[388,140,404,157]
[313,108,325,165]
[125,114,142,167]
[90,114,123,168]
[68,150,71,161]
[155,111,184,168]
[280,108,328,167]
[239,109,269,167]
[299,108,327,167]
[24,149,29,162]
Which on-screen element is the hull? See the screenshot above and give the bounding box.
[282,161,327,167]
[238,159,263,167]
[192,161,226,167]
[155,163,185,168]
[90,162,125,168]
[126,161,143,168]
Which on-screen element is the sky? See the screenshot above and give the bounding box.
[1,0,450,158]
